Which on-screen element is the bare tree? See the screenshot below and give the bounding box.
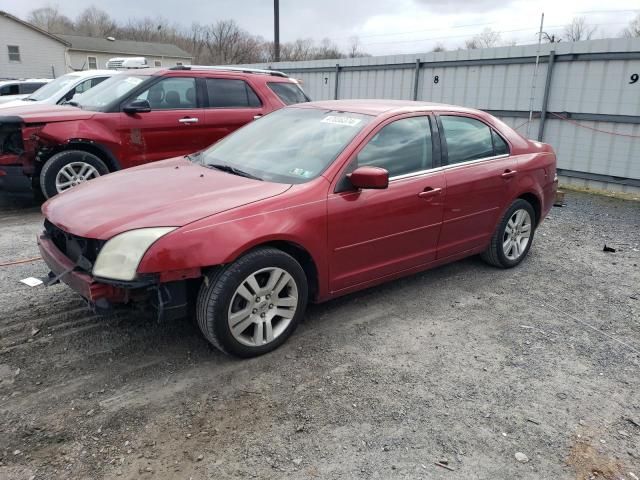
[28,5,74,33]
[347,36,370,58]
[24,4,368,65]
[465,28,501,49]
[431,42,446,52]
[563,17,597,42]
[620,13,640,38]
[75,6,116,37]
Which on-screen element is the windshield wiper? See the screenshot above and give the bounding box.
[23,97,38,101]
[207,163,262,181]
[62,100,80,107]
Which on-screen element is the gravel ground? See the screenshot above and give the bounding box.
[0,190,638,480]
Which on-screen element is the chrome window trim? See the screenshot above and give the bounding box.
[388,153,510,182]
[442,153,510,169]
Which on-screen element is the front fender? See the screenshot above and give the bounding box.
[36,120,121,157]
[137,184,330,295]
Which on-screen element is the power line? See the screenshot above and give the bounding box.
[359,22,630,47]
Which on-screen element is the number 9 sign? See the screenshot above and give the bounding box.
[630,73,639,84]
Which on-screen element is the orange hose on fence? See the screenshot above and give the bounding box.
[0,257,42,267]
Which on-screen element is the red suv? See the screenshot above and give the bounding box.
[0,66,309,199]
[39,100,557,357]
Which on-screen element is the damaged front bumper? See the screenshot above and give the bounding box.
[0,162,31,193]
[37,232,191,320]
[37,232,134,306]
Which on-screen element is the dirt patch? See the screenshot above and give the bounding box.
[567,435,629,480]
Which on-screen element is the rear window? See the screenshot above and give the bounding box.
[206,78,261,108]
[268,82,310,105]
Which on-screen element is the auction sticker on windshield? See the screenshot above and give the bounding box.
[321,115,362,127]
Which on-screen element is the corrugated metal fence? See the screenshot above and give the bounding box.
[241,38,640,193]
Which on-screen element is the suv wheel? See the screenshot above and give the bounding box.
[481,199,536,268]
[40,150,109,199]
[196,247,308,357]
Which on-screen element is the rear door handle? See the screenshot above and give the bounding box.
[179,117,199,124]
[418,187,442,199]
[501,169,517,179]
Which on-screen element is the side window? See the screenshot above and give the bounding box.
[492,130,509,155]
[206,78,261,108]
[440,116,495,164]
[357,116,433,178]
[74,79,94,95]
[90,77,107,88]
[134,77,197,110]
[267,82,309,105]
[1,84,20,95]
[20,83,43,94]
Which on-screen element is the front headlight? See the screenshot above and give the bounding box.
[93,227,177,281]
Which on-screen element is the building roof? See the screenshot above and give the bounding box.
[0,10,70,46]
[56,34,192,59]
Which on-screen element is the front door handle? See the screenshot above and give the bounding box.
[418,187,442,199]
[501,169,517,179]
[179,117,199,124]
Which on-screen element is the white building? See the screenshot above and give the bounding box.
[0,10,192,79]
[56,34,192,71]
[0,10,69,78]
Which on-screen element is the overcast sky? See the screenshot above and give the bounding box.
[2,0,639,54]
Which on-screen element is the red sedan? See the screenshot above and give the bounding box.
[39,100,557,357]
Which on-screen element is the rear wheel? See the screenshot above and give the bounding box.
[40,150,109,199]
[481,199,535,268]
[196,247,308,357]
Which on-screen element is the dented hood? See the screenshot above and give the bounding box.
[0,104,96,124]
[43,157,292,239]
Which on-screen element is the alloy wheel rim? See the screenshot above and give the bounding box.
[227,267,299,348]
[55,161,100,193]
[502,209,532,261]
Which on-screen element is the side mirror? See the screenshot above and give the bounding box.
[348,166,389,190]
[123,99,151,114]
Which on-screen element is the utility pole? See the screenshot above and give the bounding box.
[274,0,280,62]
[527,12,544,138]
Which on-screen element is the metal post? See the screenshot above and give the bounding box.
[334,64,340,100]
[274,0,280,62]
[537,50,555,141]
[413,59,421,101]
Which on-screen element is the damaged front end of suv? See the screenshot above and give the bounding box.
[0,116,43,193]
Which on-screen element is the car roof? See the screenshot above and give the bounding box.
[65,69,115,78]
[296,99,485,117]
[0,78,51,86]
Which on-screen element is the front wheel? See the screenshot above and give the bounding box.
[196,247,309,357]
[40,150,109,199]
[481,199,536,268]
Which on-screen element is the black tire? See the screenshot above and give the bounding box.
[481,198,536,268]
[196,247,309,358]
[40,150,109,199]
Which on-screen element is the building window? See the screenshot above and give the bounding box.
[176,62,183,66]
[87,56,98,69]
[8,45,20,62]
[154,60,162,67]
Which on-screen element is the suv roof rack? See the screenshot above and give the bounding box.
[169,65,288,78]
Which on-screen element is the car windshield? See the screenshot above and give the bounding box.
[197,107,372,184]
[26,75,77,101]
[76,74,148,111]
